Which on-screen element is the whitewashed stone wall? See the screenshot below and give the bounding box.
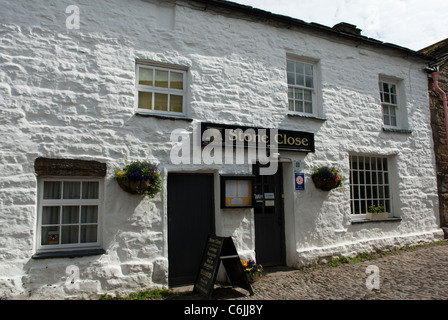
[0,0,443,299]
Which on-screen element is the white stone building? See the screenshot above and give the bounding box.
[0,0,443,299]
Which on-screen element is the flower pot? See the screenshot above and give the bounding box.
[246,274,262,283]
[366,212,389,220]
[117,178,151,195]
[312,176,341,191]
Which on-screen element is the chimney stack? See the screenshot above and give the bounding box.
[332,22,362,36]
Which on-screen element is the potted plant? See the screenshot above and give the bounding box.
[241,260,263,283]
[311,166,343,191]
[366,204,388,220]
[114,161,162,198]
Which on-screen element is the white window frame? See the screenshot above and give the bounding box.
[349,155,392,217]
[36,177,103,252]
[379,80,399,128]
[287,58,318,116]
[135,64,187,116]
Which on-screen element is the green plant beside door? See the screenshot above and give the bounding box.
[241,260,263,283]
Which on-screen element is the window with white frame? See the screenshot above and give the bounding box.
[349,155,391,215]
[136,64,186,115]
[379,80,398,127]
[287,59,315,114]
[37,178,102,250]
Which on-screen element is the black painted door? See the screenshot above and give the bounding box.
[253,164,285,266]
[168,173,214,286]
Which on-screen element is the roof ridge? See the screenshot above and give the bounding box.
[187,0,434,61]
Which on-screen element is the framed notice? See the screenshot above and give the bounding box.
[220,175,255,208]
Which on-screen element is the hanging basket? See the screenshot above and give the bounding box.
[312,176,341,191]
[117,178,152,195]
[114,160,162,198]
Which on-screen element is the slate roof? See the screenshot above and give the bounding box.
[420,38,448,66]
[189,0,434,62]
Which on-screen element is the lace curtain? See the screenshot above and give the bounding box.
[41,181,99,246]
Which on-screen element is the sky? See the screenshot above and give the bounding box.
[232,0,448,51]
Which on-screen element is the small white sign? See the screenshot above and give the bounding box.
[294,160,302,173]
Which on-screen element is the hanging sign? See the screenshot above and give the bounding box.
[201,122,315,153]
[295,173,305,191]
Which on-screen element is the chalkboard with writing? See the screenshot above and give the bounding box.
[193,235,253,299]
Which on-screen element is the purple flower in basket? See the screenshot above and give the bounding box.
[114,161,162,197]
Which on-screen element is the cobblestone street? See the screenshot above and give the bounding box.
[237,241,448,300]
[180,241,448,300]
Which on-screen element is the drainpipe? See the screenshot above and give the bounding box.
[433,69,448,141]
[426,66,448,141]
[426,66,448,238]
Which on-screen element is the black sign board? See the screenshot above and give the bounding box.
[200,122,315,153]
[194,235,254,299]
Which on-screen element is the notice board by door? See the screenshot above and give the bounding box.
[168,173,215,286]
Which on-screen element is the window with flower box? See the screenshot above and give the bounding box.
[349,155,392,216]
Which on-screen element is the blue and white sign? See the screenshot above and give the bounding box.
[294,160,302,173]
[295,173,305,191]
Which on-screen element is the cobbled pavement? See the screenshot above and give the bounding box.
[235,241,448,300]
[180,241,448,300]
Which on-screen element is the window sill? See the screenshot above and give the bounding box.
[382,127,412,134]
[135,112,193,122]
[350,217,402,225]
[32,248,105,259]
[287,113,326,121]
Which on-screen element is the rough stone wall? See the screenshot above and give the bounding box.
[428,61,448,234]
[0,0,443,299]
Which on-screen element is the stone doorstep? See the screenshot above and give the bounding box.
[442,227,448,239]
[171,284,194,293]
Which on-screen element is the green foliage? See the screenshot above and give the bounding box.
[241,260,263,281]
[114,161,160,181]
[327,241,447,268]
[328,252,386,267]
[368,204,386,213]
[114,160,162,197]
[100,287,179,300]
[311,166,342,181]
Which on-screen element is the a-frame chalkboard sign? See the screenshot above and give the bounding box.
[193,235,254,299]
